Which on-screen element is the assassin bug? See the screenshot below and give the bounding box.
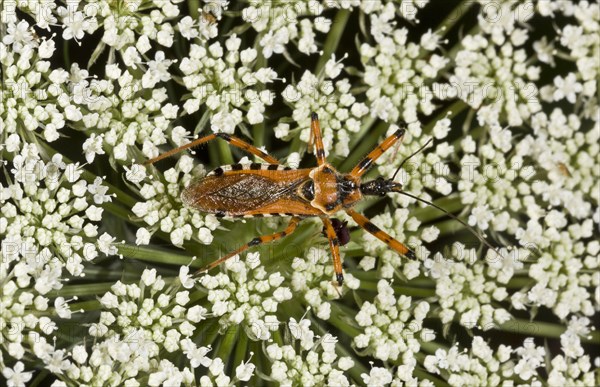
[145,113,494,285]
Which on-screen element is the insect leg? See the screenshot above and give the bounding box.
[221,133,279,164]
[145,133,279,165]
[196,217,301,274]
[345,208,416,259]
[309,112,327,166]
[349,126,406,178]
[322,218,345,286]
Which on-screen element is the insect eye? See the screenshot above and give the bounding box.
[301,180,315,201]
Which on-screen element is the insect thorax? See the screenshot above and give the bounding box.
[308,164,362,214]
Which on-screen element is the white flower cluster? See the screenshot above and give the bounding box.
[1,361,33,387]
[71,0,180,48]
[75,61,181,163]
[281,56,370,157]
[510,237,598,320]
[0,288,63,381]
[199,252,292,340]
[2,4,202,165]
[2,145,115,277]
[457,128,528,233]
[180,34,279,133]
[0,145,115,378]
[290,247,360,320]
[536,1,598,118]
[449,27,541,127]
[361,365,434,387]
[354,280,434,384]
[47,335,255,387]
[424,337,525,385]
[502,3,598,321]
[547,317,596,386]
[360,19,447,123]
[242,1,360,58]
[425,244,513,329]
[2,0,598,384]
[5,1,96,43]
[360,0,429,23]
[8,0,186,52]
[129,155,218,247]
[452,2,599,322]
[425,317,595,386]
[0,19,67,153]
[265,317,354,386]
[0,15,183,163]
[178,3,224,42]
[455,124,595,322]
[35,268,254,386]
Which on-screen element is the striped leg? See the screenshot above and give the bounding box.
[322,218,344,286]
[309,112,327,166]
[349,127,406,178]
[145,133,279,165]
[345,208,415,259]
[195,217,301,275]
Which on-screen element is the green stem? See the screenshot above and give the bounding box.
[63,40,70,68]
[187,0,199,19]
[497,319,600,344]
[197,320,224,349]
[82,266,141,282]
[117,244,196,266]
[215,324,239,361]
[328,311,362,338]
[232,330,249,371]
[420,341,449,354]
[435,218,466,237]
[434,0,474,38]
[352,272,436,288]
[57,282,115,297]
[69,300,101,311]
[28,370,50,387]
[103,201,135,222]
[410,196,464,224]
[554,50,577,62]
[289,133,304,154]
[271,330,284,347]
[506,276,533,289]
[217,138,234,165]
[315,9,351,74]
[414,364,448,386]
[356,279,436,298]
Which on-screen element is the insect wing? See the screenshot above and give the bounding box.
[181,167,315,217]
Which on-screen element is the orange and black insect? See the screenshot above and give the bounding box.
[145,113,493,285]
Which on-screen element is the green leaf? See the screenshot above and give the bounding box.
[88,41,107,69]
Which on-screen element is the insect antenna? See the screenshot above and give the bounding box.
[392,189,504,259]
[387,137,504,259]
[391,138,434,181]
